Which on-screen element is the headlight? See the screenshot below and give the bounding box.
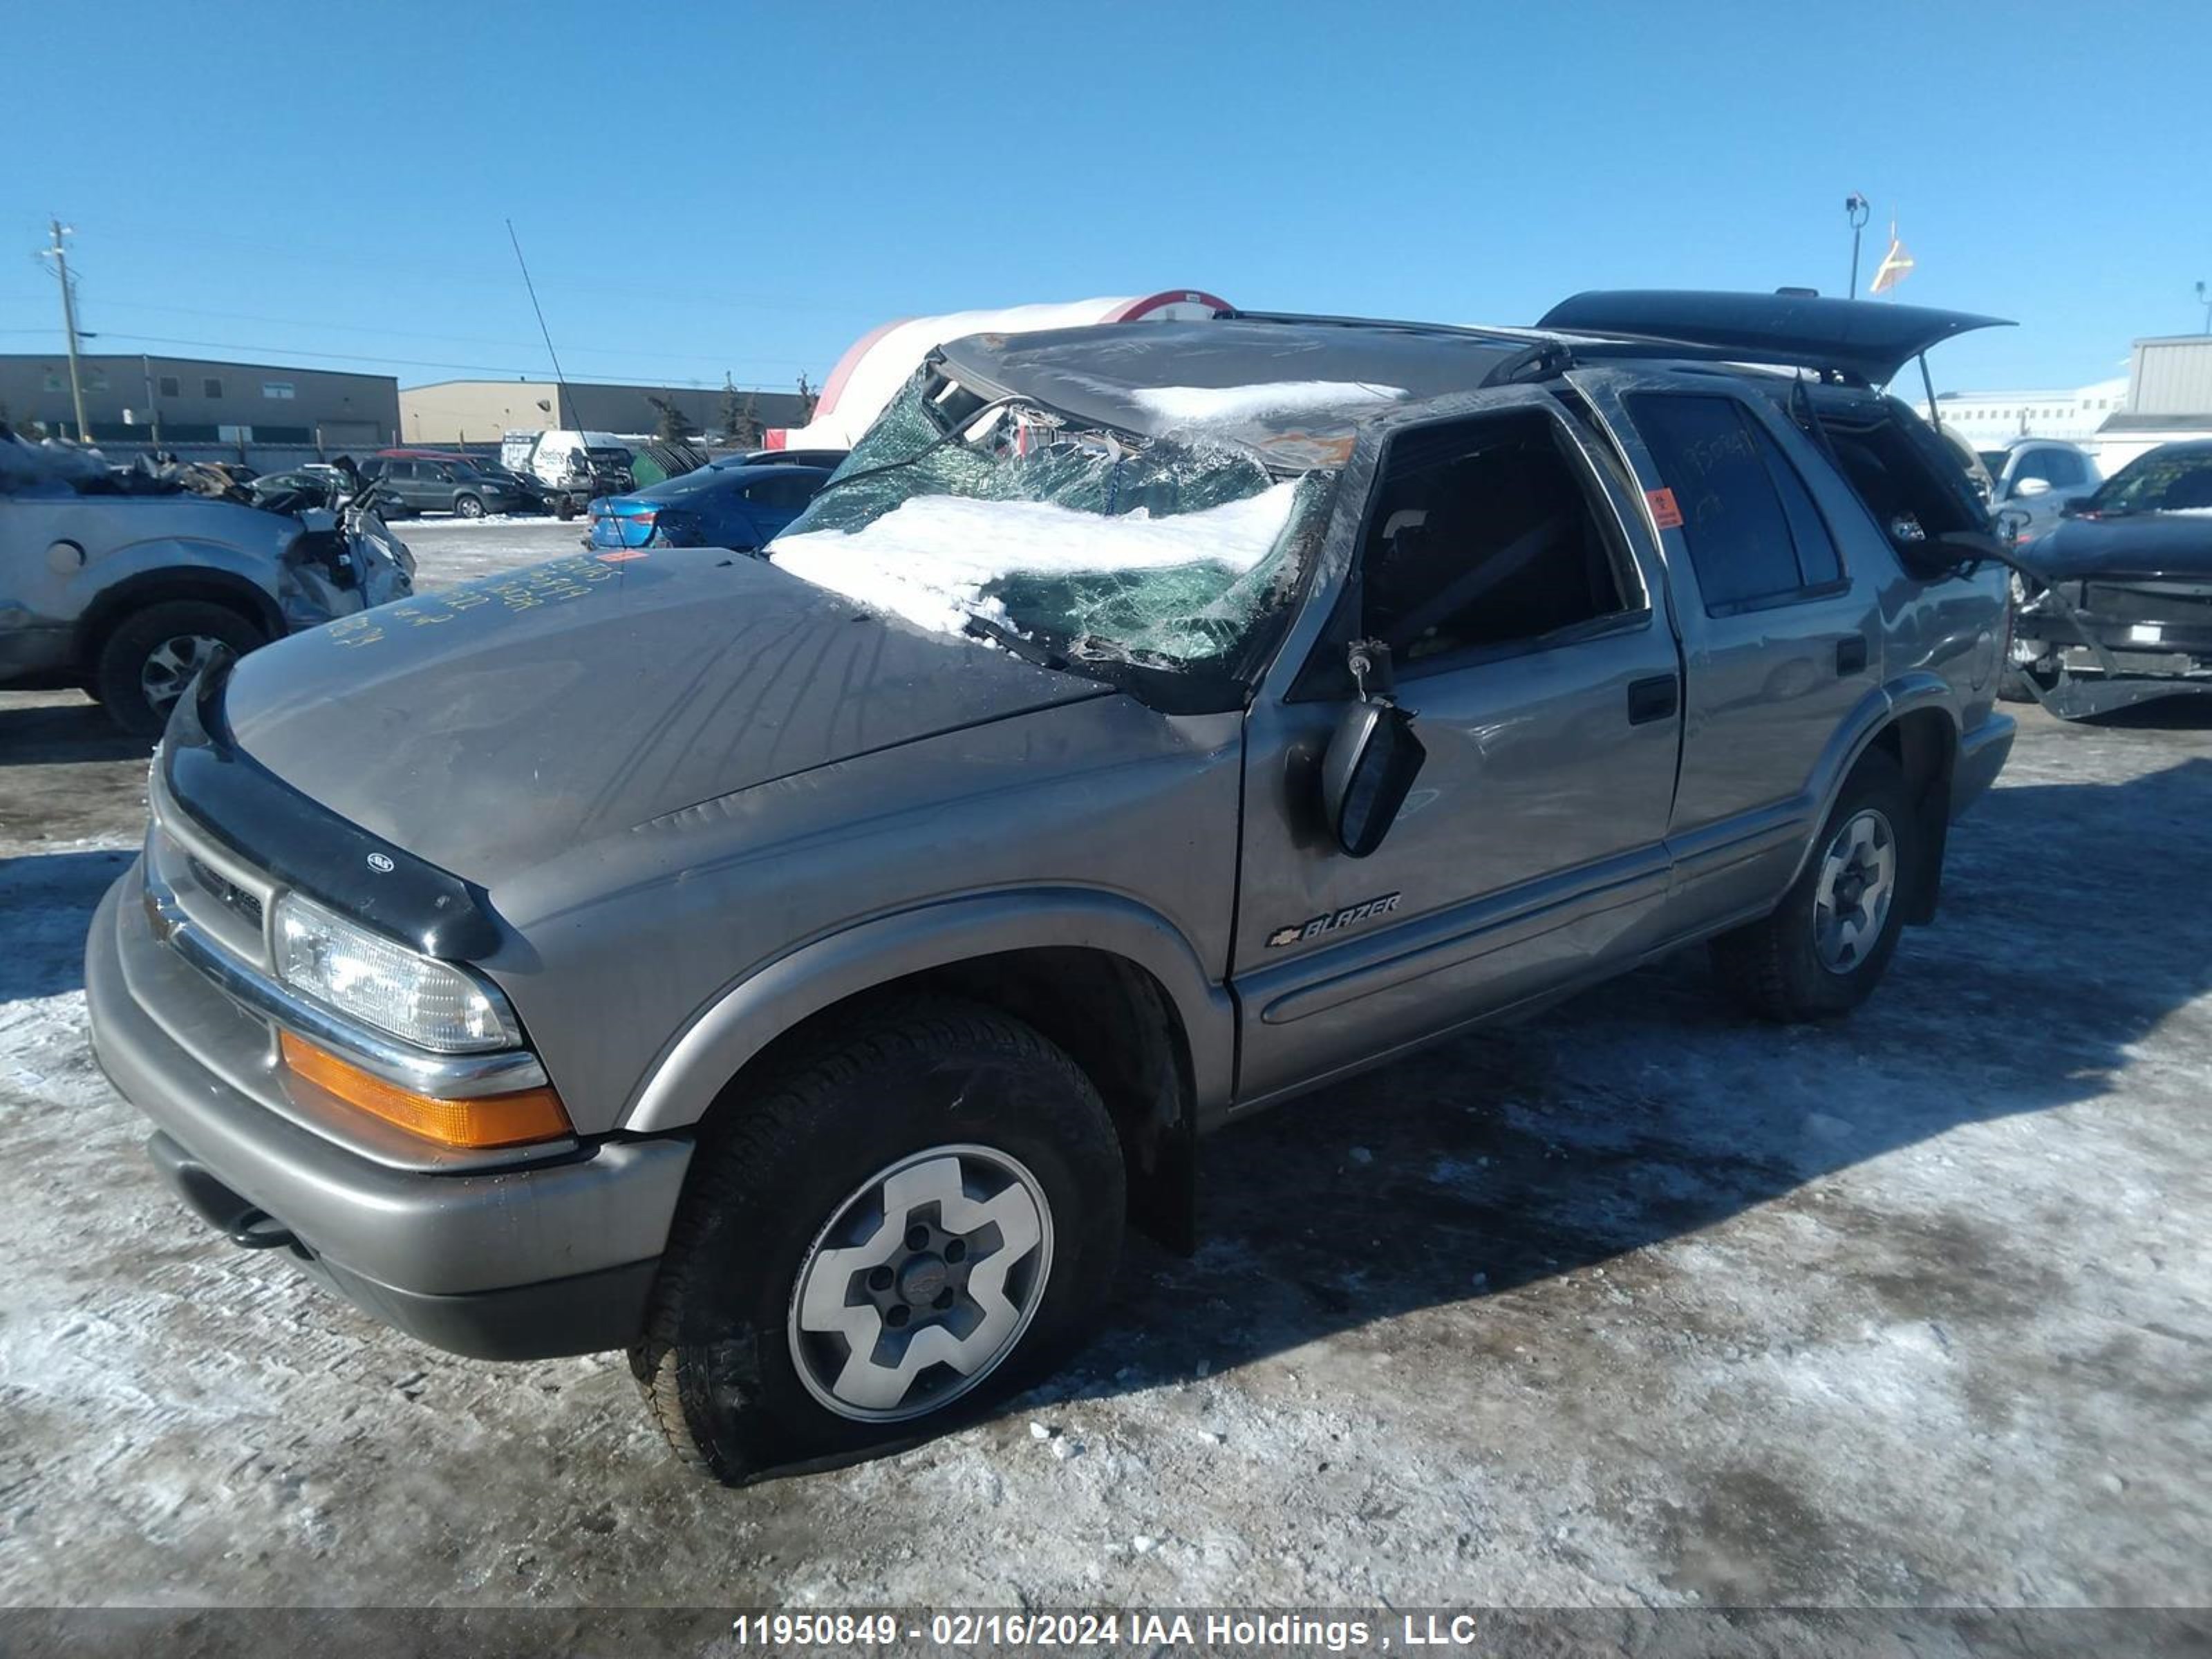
[274,891,518,1052]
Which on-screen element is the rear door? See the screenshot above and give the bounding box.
[1577,373,1882,930]
[384,459,427,511]
[1230,390,1684,1106]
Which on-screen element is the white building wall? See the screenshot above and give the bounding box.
[1928,377,2129,448]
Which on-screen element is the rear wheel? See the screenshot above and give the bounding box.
[632,998,1125,1483]
[93,601,267,738]
[1712,750,1918,1022]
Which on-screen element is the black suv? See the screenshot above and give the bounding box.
[362,454,541,518]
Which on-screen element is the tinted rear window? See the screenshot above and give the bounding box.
[1630,395,1808,611]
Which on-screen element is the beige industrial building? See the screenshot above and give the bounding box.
[400,379,808,445]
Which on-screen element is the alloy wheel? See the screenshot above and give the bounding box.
[787,1144,1053,1423]
[139,634,222,715]
[1813,808,1895,973]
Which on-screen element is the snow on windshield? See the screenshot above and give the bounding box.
[772,480,1306,650]
[1127,381,1407,429]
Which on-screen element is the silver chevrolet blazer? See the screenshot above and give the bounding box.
[86,292,2017,1481]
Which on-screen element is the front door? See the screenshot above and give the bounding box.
[1231,392,1684,1107]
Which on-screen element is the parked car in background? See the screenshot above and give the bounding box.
[712,447,850,471]
[360,452,542,518]
[86,292,2016,1481]
[2,428,413,734]
[247,465,353,512]
[1978,437,2100,544]
[503,429,636,518]
[2005,439,2212,716]
[587,462,834,551]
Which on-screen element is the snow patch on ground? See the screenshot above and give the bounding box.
[1127,380,1407,429]
[770,482,1302,640]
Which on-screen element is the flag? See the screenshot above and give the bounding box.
[1869,221,1915,296]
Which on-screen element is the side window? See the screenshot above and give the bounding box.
[2026,444,2079,491]
[388,460,416,481]
[753,474,820,509]
[1358,409,1637,671]
[1628,394,1841,613]
[1764,432,1844,587]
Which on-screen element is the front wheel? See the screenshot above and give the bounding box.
[632,999,1125,1483]
[453,492,486,518]
[1712,750,1918,1022]
[93,601,268,738]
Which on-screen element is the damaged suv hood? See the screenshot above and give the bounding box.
[220,549,1109,885]
[2016,512,2212,581]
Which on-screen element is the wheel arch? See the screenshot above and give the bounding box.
[1795,675,1960,926]
[75,565,283,670]
[622,892,1236,1250]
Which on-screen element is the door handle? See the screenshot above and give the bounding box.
[1627,674,1678,725]
[1835,637,1868,677]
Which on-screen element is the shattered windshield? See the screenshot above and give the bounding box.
[2090,449,2212,515]
[769,372,1335,680]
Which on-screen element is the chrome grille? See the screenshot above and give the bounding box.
[188,855,264,930]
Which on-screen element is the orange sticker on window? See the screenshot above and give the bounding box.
[597,549,650,563]
[1646,487,1684,529]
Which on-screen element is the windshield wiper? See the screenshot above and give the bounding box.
[961,612,1071,671]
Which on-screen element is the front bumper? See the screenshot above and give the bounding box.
[2012,580,2212,717]
[84,865,692,1359]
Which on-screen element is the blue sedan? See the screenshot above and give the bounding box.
[588,462,836,551]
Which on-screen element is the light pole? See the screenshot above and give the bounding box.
[1845,194,1871,301]
[2198,281,2211,336]
[39,218,91,442]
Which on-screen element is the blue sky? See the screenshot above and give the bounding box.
[7,1,2206,397]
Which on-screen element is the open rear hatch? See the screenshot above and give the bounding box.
[1541,290,2011,386]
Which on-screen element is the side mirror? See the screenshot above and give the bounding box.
[2012,476,2052,499]
[2059,495,2092,518]
[1321,698,1427,858]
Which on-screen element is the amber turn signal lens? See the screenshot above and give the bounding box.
[279,1032,573,1150]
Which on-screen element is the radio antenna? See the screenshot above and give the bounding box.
[506,218,574,412]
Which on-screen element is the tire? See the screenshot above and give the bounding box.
[93,600,268,738]
[1711,749,1918,1022]
[554,496,579,522]
[632,997,1125,1484]
[453,492,486,519]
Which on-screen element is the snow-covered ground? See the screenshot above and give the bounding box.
[1,517,2207,1610]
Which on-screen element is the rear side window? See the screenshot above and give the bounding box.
[2017,447,2087,489]
[1629,395,1843,612]
[746,474,821,509]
